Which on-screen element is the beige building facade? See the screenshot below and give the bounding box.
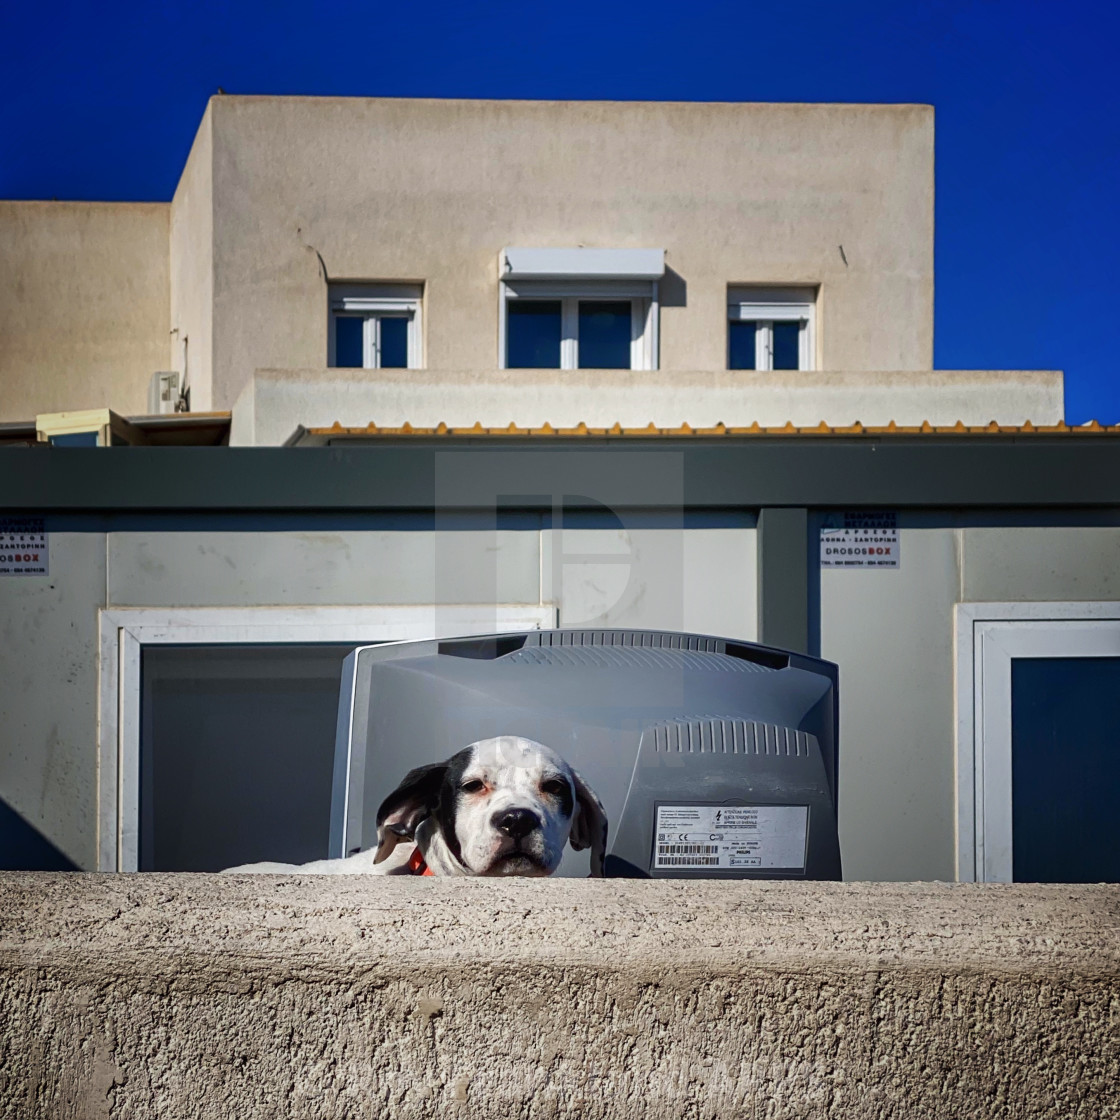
[0,201,169,420]
[2,96,1062,439]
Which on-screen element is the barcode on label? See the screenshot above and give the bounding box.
[657,844,719,855]
[658,855,719,866]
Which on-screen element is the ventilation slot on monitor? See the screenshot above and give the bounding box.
[646,718,812,756]
[721,643,790,671]
[525,630,723,652]
[437,634,529,660]
[506,646,770,671]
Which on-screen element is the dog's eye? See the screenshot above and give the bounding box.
[540,779,569,798]
[460,779,486,794]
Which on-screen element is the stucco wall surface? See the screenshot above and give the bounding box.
[0,201,169,421]
[231,367,1064,446]
[197,96,935,408]
[0,875,1116,1120]
[169,106,214,413]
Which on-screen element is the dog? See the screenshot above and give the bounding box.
[223,736,608,877]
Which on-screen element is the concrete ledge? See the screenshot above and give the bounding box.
[1,875,1116,1118]
[230,367,1065,445]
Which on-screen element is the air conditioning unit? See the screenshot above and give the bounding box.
[148,371,182,415]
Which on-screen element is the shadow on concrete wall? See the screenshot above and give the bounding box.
[0,796,78,871]
[660,266,687,307]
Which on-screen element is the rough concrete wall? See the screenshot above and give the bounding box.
[0,877,1115,1120]
[169,105,214,412]
[0,201,169,421]
[205,97,934,408]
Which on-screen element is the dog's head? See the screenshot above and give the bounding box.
[372,736,608,877]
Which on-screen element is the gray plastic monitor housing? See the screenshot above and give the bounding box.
[330,629,840,879]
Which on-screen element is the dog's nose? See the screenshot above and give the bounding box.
[493,808,540,840]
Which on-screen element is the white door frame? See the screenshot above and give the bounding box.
[955,601,1120,883]
[97,604,555,872]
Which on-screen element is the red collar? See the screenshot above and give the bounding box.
[407,847,435,876]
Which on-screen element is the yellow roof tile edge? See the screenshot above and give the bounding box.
[314,419,1120,438]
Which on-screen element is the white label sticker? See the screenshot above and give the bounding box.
[0,518,48,577]
[820,528,899,568]
[820,511,899,569]
[654,804,808,870]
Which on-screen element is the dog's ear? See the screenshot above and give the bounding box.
[567,766,609,877]
[373,762,448,864]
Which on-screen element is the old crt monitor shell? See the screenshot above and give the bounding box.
[330,630,840,879]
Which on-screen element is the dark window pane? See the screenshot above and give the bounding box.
[507,301,562,368]
[729,321,757,370]
[1011,656,1120,882]
[334,316,364,367]
[773,321,801,370]
[139,644,358,871]
[379,316,409,368]
[579,301,632,369]
[48,432,100,446]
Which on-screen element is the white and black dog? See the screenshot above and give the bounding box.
[224,736,608,877]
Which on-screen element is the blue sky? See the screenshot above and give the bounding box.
[2,0,1116,422]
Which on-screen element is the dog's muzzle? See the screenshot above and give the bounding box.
[492,808,541,840]
[487,807,550,873]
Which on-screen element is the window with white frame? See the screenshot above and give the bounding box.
[329,283,422,369]
[97,604,555,872]
[501,248,663,371]
[955,602,1120,885]
[727,286,816,371]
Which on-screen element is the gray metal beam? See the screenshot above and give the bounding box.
[757,508,809,654]
[2,437,1120,512]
